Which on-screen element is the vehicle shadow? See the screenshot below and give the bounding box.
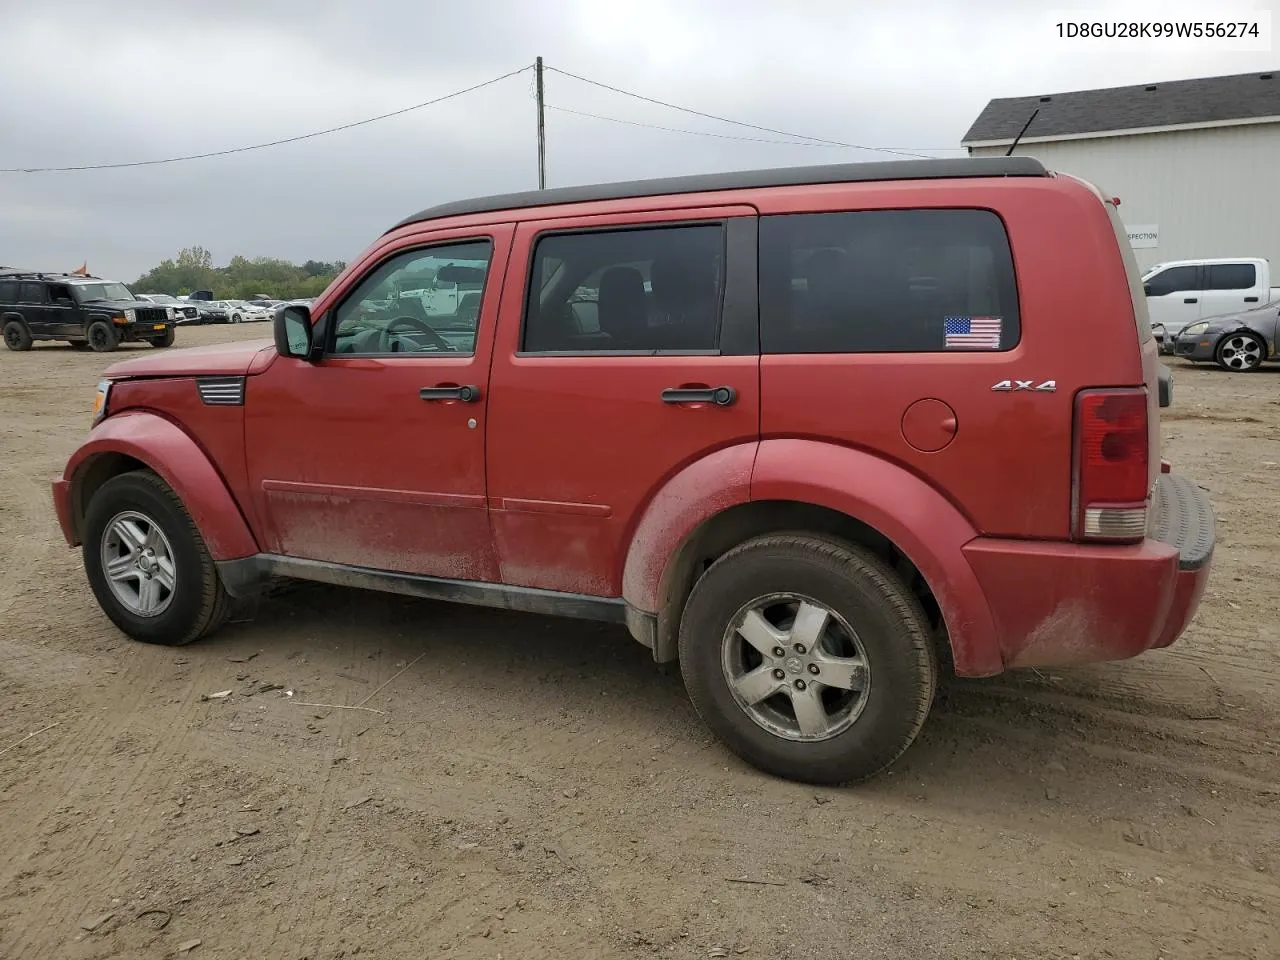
[198,579,1222,802]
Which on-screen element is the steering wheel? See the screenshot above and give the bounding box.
[379,315,453,353]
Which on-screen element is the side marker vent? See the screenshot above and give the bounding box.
[196,376,246,407]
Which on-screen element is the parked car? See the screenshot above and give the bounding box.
[50,157,1214,786]
[193,302,230,324]
[231,300,270,323]
[137,293,201,325]
[1169,299,1280,371]
[1144,257,1275,351]
[2,270,176,351]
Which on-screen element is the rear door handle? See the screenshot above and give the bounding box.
[661,386,737,406]
[1183,297,1198,303]
[419,384,480,402]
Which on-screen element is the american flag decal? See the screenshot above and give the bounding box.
[943,315,1003,350]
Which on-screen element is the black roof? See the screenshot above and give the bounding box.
[390,156,1048,232]
[963,70,1280,144]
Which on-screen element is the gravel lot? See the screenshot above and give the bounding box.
[2,324,1277,960]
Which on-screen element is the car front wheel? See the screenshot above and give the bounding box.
[83,471,233,646]
[87,320,119,352]
[1216,332,1265,372]
[151,327,176,348]
[678,534,937,786]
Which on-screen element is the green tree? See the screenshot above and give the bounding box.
[133,248,345,300]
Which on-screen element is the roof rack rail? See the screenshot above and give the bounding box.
[0,270,103,281]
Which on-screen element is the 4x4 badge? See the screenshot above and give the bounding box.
[991,379,1056,392]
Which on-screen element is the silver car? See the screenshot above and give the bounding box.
[1170,300,1280,372]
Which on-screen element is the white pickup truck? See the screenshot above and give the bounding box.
[1144,257,1279,353]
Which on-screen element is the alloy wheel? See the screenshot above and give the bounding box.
[100,510,178,617]
[720,592,871,742]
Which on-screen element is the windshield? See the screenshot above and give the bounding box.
[145,294,178,304]
[73,282,135,302]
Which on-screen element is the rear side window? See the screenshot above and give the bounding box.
[1207,263,1256,290]
[0,280,17,302]
[522,223,725,354]
[759,209,1020,354]
[19,282,47,304]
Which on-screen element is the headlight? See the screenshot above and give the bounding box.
[123,308,136,323]
[91,379,112,426]
[166,306,175,320]
[1180,321,1210,338]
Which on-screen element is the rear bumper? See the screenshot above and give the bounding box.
[962,473,1214,670]
[51,478,78,547]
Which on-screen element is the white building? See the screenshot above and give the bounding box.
[962,70,1280,272]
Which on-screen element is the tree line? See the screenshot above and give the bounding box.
[132,246,347,301]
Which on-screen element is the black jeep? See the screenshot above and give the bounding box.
[1,271,177,352]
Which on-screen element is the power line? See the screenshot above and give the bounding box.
[0,65,533,174]
[547,103,962,153]
[543,64,935,159]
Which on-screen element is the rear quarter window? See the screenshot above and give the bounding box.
[759,208,1020,354]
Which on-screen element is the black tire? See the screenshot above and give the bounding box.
[231,314,242,324]
[87,320,119,353]
[83,470,233,646]
[1215,331,1265,372]
[151,327,176,348]
[3,319,32,351]
[678,534,937,785]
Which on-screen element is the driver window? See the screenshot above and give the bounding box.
[331,239,492,356]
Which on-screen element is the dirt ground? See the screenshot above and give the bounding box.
[1,323,1277,960]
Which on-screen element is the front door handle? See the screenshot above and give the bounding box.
[661,386,737,406]
[1183,297,1198,304]
[419,384,480,402]
[1245,296,1260,303]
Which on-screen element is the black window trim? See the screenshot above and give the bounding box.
[321,235,497,359]
[757,205,1023,356]
[515,216,758,358]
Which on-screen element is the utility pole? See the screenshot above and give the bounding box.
[535,56,546,190]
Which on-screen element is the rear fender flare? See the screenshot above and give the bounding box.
[63,409,258,560]
[750,439,1001,676]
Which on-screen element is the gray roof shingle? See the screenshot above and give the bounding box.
[962,70,1280,144]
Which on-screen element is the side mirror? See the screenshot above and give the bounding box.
[273,304,314,359]
[1143,284,1154,296]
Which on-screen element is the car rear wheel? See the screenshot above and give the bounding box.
[1216,332,1265,372]
[87,320,119,353]
[151,327,176,348]
[3,320,32,351]
[83,471,233,646]
[678,534,937,785]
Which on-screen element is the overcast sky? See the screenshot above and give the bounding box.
[1,0,1274,281]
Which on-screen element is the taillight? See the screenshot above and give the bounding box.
[1072,388,1149,542]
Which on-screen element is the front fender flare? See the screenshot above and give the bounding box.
[61,410,259,560]
[751,439,1001,676]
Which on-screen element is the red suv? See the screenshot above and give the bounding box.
[52,157,1215,785]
